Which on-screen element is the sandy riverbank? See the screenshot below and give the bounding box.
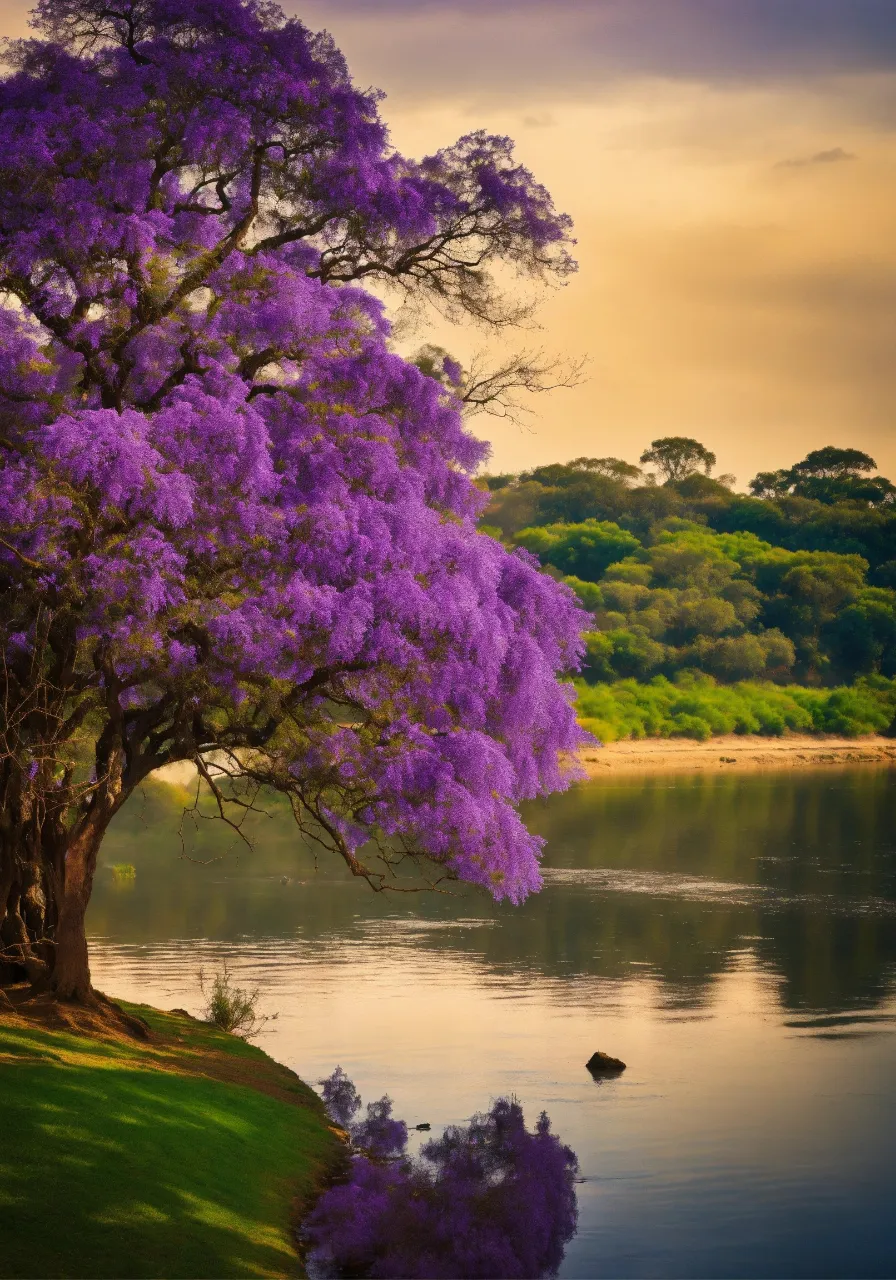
[579,734,896,776]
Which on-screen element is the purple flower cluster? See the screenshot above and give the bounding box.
[0,0,588,905]
[310,1070,579,1279]
[319,1066,409,1160]
[319,1065,362,1129]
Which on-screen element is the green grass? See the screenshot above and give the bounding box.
[0,1001,342,1279]
[575,673,896,743]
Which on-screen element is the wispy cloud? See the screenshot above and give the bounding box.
[773,147,855,170]
[776,146,857,168]
[296,0,896,103]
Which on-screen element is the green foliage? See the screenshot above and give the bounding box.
[475,523,504,542]
[825,589,896,677]
[513,519,640,581]
[109,863,136,883]
[671,473,734,500]
[749,447,895,508]
[583,628,666,680]
[484,450,896,569]
[485,466,896,687]
[484,446,896,716]
[575,675,896,743]
[570,526,822,683]
[199,964,276,1039]
[793,446,878,478]
[562,576,603,613]
[522,456,642,485]
[640,436,717,482]
[0,1003,338,1279]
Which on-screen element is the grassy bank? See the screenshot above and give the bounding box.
[575,674,896,743]
[0,996,342,1279]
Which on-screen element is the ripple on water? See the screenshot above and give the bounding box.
[540,867,896,917]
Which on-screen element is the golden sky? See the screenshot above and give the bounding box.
[2,0,894,486]
[296,0,896,486]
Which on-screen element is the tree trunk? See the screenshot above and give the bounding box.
[1,670,132,1003]
[1,800,111,1002]
[0,800,54,988]
[51,821,106,1002]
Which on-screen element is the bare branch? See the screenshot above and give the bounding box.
[410,344,587,426]
[0,537,45,574]
[462,349,587,424]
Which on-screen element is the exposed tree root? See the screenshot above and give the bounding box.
[0,982,151,1041]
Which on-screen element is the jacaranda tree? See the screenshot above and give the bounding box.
[0,0,587,1001]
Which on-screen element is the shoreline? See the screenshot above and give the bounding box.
[0,992,342,1279]
[579,733,896,776]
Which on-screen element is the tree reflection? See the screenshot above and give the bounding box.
[89,771,896,1015]
[307,1070,578,1279]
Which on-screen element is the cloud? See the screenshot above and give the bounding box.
[294,0,896,104]
[776,146,857,167]
[394,78,896,484]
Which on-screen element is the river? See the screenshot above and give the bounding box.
[87,767,896,1278]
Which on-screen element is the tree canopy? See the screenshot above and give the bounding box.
[0,0,586,1000]
[640,437,717,483]
[482,447,896,690]
[749,448,895,507]
[791,447,878,479]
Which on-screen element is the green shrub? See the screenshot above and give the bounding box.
[199,964,278,1039]
[575,674,896,742]
[514,519,640,580]
[563,576,604,613]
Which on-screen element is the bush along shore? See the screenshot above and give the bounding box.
[0,993,343,1280]
[574,673,896,743]
[481,445,896,744]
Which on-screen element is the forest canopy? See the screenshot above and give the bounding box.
[481,441,896,693]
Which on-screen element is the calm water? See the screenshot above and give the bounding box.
[88,769,896,1279]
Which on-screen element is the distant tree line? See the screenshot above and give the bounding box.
[574,674,896,742]
[481,440,896,687]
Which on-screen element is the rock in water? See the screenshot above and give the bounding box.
[586,1051,626,1074]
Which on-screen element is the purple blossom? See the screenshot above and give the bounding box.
[319,1066,362,1129]
[310,1070,578,1279]
[350,1095,408,1161]
[0,0,587,912]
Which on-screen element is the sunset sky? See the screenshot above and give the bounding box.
[299,0,896,486]
[3,0,895,485]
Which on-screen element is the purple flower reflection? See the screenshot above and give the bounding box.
[309,1070,578,1279]
[319,1066,361,1129]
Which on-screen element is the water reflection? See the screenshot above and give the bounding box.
[308,1071,579,1280]
[92,770,896,1017]
[87,770,896,1278]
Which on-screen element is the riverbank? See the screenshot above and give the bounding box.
[0,991,343,1279]
[579,733,896,776]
